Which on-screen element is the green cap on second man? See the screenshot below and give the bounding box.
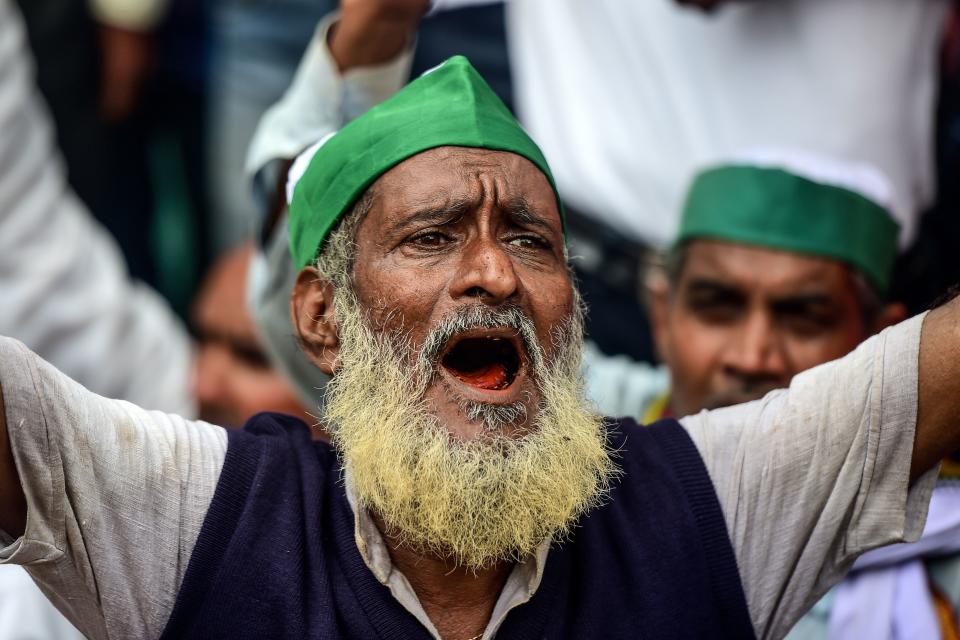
[677,151,903,293]
[287,56,563,269]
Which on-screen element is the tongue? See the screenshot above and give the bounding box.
[453,362,510,390]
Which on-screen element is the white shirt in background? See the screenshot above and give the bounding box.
[0,0,194,418]
[488,0,948,248]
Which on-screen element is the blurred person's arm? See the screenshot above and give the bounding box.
[245,0,423,200]
[244,2,422,412]
[97,24,153,121]
[682,296,960,638]
[329,0,428,71]
[90,0,170,120]
[0,0,194,416]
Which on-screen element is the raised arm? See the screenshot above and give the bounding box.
[913,291,960,480]
[245,0,421,182]
[681,294,957,638]
[0,337,226,638]
[244,0,422,411]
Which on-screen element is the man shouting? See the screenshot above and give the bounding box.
[0,57,958,640]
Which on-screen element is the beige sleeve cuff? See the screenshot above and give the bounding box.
[845,312,936,552]
[0,338,65,565]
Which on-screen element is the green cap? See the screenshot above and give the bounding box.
[288,56,563,268]
[677,164,900,293]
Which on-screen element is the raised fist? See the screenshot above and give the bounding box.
[331,0,430,70]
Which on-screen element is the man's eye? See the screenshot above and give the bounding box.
[780,312,839,338]
[411,232,449,247]
[698,305,740,324]
[773,300,840,337]
[687,297,743,324]
[231,345,271,370]
[508,236,546,250]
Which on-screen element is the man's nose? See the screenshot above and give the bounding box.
[448,235,520,304]
[721,312,789,381]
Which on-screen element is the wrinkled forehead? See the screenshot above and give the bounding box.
[368,146,563,233]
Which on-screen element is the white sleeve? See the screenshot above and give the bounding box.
[0,337,226,640]
[581,342,669,419]
[0,1,194,416]
[681,313,937,639]
[244,11,415,182]
[88,0,171,31]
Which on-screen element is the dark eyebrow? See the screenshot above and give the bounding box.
[685,279,746,298]
[502,197,554,233]
[389,198,473,234]
[770,293,838,313]
[193,325,271,366]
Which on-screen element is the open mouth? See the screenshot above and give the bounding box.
[440,335,522,391]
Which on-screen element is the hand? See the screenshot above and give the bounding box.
[98,25,154,121]
[329,0,430,71]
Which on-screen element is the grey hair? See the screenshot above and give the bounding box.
[313,188,376,288]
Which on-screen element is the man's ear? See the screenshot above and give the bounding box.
[870,301,909,335]
[644,269,673,365]
[291,267,340,376]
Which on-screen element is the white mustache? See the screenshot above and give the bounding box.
[418,304,542,373]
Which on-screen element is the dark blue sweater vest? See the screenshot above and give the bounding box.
[160,414,755,639]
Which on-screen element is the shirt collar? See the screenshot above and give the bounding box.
[342,466,550,640]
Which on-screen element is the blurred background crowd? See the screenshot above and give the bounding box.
[2,0,960,638]
[14,0,960,351]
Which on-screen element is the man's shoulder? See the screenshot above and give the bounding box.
[604,416,693,456]
[240,411,318,438]
[601,416,711,498]
[227,412,337,469]
[570,417,755,638]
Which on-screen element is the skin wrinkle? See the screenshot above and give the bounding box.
[351,150,570,356]
[650,239,906,416]
[323,283,613,568]
[292,147,612,638]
